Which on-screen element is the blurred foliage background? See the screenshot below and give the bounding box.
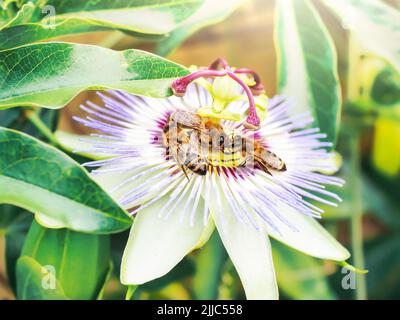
[1,0,399,300]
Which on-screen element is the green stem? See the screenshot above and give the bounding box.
[349,132,367,300]
[25,110,59,146]
[193,232,226,299]
[125,285,138,300]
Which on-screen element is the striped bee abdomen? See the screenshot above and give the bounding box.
[162,111,287,176]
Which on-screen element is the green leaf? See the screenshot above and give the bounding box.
[365,234,400,299]
[0,19,117,51]
[347,37,400,110]
[0,42,189,109]
[0,0,204,49]
[193,231,227,299]
[17,220,111,300]
[321,0,400,71]
[139,257,195,292]
[362,166,400,230]
[16,256,69,300]
[96,261,113,300]
[271,240,337,300]
[0,204,31,233]
[370,66,400,107]
[0,3,16,28]
[156,0,244,56]
[0,2,38,30]
[1,205,33,293]
[0,109,20,127]
[6,225,30,293]
[0,108,60,146]
[0,127,132,234]
[46,0,203,35]
[0,205,32,244]
[274,0,342,147]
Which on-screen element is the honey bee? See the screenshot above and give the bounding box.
[163,111,286,177]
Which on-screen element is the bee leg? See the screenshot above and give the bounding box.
[181,165,190,181]
[238,159,247,168]
[260,164,273,176]
[193,162,207,175]
[242,155,254,168]
[182,165,190,180]
[186,155,207,176]
[254,156,273,176]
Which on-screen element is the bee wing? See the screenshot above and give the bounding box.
[187,130,202,154]
[171,111,203,129]
[255,150,286,172]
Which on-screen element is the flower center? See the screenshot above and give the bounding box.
[162,110,286,177]
[171,58,266,130]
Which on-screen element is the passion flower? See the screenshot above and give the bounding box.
[74,58,350,300]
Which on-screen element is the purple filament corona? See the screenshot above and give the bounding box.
[73,79,344,234]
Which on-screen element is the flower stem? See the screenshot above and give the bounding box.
[349,132,367,300]
[125,285,138,300]
[25,110,59,146]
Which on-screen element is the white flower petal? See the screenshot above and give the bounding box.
[193,216,215,250]
[75,87,351,297]
[92,161,173,209]
[212,210,278,300]
[120,194,206,285]
[268,202,350,261]
[240,170,349,261]
[210,178,278,300]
